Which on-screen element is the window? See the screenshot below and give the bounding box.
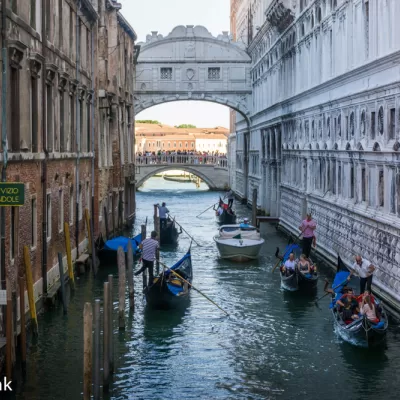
[79,184,83,220]
[79,97,84,151]
[30,0,36,29]
[350,165,354,199]
[191,143,194,148]
[69,90,75,152]
[389,108,395,140]
[87,100,91,152]
[378,169,384,207]
[10,67,20,152]
[69,7,74,58]
[69,186,74,225]
[86,181,90,215]
[168,142,170,148]
[174,142,176,147]
[31,76,38,152]
[185,142,188,148]
[31,198,37,248]
[364,0,369,58]
[361,167,367,201]
[179,142,182,148]
[208,67,220,80]
[371,111,376,139]
[46,84,54,151]
[59,89,65,151]
[10,0,17,13]
[59,189,64,232]
[46,0,51,40]
[11,207,18,259]
[160,68,172,80]
[338,164,342,195]
[46,193,52,239]
[59,0,63,50]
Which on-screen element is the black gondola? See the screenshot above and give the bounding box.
[145,248,193,309]
[328,256,388,347]
[275,243,318,292]
[160,216,180,245]
[215,198,236,224]
[97,233,142,265]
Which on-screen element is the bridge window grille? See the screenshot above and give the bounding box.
[208,67,220,80]
[160,68,172,80]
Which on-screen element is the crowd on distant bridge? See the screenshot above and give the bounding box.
[135,150,227,166]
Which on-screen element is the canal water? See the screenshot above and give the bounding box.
[11,177,400,400]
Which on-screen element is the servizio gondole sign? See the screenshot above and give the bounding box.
[0,183,25,206]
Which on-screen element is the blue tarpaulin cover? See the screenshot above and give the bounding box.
[104,233,142,254]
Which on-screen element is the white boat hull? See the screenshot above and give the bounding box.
[214,236,264,261]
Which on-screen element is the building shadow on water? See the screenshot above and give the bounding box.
[282,289,318,320]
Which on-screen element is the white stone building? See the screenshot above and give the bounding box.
[229,0,400,307]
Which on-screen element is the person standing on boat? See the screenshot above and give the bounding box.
[156,202,169,229]
[225,189,234,209]
[135,231,160,286]
[352,255,375,294]
[299,212,316,258]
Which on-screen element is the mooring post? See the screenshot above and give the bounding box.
[93,299,101,400]
[141,223,146,242]
[84,209,92,256]
[127,241,134,310]
[6,277,12,381]
[153,204,160,242]
[64,222,75,290]
[58,253,67,314]
[23,246,38,335]
[117,247,126,330]
[83,302,93,400]
[19,276,26,376]
[108,274,114,375]
[252,188,258,227]
[103,282,110,392]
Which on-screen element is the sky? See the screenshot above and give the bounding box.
[117,0,231,128]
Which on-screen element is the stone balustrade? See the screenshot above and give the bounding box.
[135,155,228,169]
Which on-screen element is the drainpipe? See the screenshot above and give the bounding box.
[41,0,48,295]
[1,0,7,294]
[75,1,81,257]
[90,24,96,272]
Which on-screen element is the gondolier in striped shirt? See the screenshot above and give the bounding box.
[135,231,159,286]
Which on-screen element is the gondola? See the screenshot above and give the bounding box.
[215,198,236,224]
[160,216,180,246]
[145,247,193,309]
[97,233,142,265]
[275,243,318,292]
[328,256,388,347]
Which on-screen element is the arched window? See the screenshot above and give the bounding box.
[179,142,182,147]
[185,142,188,148]
[174,142,176,147]
[168,142,170,147]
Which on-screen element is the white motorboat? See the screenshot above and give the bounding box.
[213,224,264,262]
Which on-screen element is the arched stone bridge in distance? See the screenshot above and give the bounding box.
[135,155,229,190]
[133,25,252,123]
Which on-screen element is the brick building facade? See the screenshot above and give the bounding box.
[0,0,137,353]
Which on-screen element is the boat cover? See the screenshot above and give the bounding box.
[104,233,142,254]
[329,270,351,308]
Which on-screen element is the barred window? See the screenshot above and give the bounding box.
[208,67,220,80]
[160,68,172,80]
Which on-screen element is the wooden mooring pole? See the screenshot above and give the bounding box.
[117,247,126,330]
[64,222,75,290]
[6,276,12,381]
[19,275,27,376]
[85,209,92,256]
[252,188,258,227]
[127,241,134,310]
[108,274,114,374]
[23,246,38,335]
[103,282,110,392]
[83,302,93,400]
[141,223,146,241]
[58,253,67,314]
[104,206,109,240]
[93,299,101,400]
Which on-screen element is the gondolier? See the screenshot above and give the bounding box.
[156,202,169,229]
[299,212,316,258]
[135,231,159,286]
[225,189,234,208]
[353,255,375,294]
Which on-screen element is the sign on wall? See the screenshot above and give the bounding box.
[0,183,25,206]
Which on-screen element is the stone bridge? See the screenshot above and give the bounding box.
[135,155,229,190]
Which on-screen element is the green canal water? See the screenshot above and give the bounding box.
[9,177,400,400]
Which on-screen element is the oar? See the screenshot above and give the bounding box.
[169,216,202,247]
[314,277,351,308]
[196,202,219,218]
[272,247,283,273]
[157,259,229,316]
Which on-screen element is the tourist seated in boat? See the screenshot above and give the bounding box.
[359,291,380,323]
[215,205,223,216]
[281,253,296,276]
[298,254,312,277]
[239,218,251,229]
[156,202,170,229]
[336,289,360,322]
